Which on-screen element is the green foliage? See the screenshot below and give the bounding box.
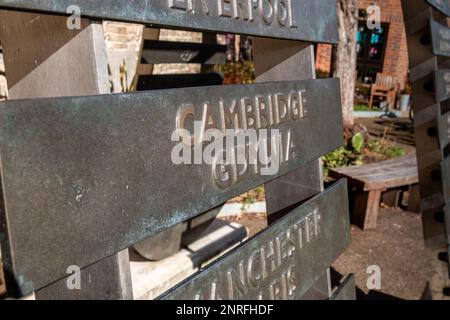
[120,60,135,93]
[241,195,256,212]
[352,133,364,153]
[322,132,406,177]
[322,146,363,177]
[366,139,405,158]
[384,146,406,158]
[217,61,255,84]
[240,185,265,212]
[367,139,382,153]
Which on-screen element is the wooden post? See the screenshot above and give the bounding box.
[0,10,132,299]
[353,189,384,230]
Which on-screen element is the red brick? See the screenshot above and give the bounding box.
[316,0,409,88]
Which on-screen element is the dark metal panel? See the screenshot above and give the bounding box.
[0,79,344,296]
[438,111,450,149]
[329,274,356,301]
[441,156,450,203]
[445,205,450,242]
[137,73,224,90]
[435,70,450,103]
[142,40,226,65]
[0,0,339,44]
[431,18,450,57]
[159,180,350,300]
[427,0,450,17]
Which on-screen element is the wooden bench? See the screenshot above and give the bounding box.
[330,152,419,230]
[0,0,354,300]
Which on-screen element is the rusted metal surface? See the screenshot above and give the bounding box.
[427,0,450,17]
[0,79,343,296]
[329,274,356,301]
[0,0,338,44]
[159,180,350,300]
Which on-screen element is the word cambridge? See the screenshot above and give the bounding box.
[169,0,298,27]
[173,90,306,187]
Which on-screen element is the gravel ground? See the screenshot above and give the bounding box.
[333,208,437,300]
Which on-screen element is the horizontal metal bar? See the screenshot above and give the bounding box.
[0,0,339,44]
[0,79,344,296]
[137,73,224,90]
[142,40,226,65]
[159,180,350,300]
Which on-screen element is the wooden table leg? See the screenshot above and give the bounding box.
[352,189,383,230]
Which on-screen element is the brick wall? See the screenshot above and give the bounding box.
[316,44,333,77]
[316,0,409,88]
[103,21,144,93]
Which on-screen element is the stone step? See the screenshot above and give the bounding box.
[130,219,248,300]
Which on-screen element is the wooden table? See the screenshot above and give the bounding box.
[330,152,419,230]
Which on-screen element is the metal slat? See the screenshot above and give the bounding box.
[0,79,344,296]
[159,180,350,300]
[0,0,339,44]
